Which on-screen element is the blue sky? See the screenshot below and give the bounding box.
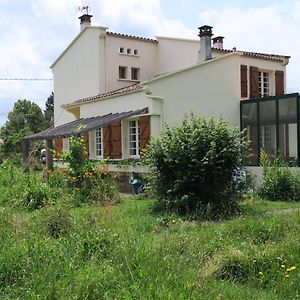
[0,0,299,126]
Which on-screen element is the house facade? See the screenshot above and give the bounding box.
[24,15,297,177]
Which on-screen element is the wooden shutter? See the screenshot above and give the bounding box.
[55,138,63,155]
[139,116,150,151]
[250,66,259,98]
[275,70,284,96]
[240,65,248,98]
[111,122,122,159]
[103,126,110,158]
[83,133,89,155]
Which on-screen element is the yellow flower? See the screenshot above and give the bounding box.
[258,271,264,276]
[281,265,285,268]
[285,274,290,278]
[287,266,296,272]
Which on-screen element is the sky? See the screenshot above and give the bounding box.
[0,0,300,126]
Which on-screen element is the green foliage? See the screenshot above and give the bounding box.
[0,99,47,159]
[258,150,300,201]
[145,115,248,215]
[0,198,300,299]
[63,135,120,204]
[44,92,54,124]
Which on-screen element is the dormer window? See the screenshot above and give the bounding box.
[127,48,131,55]
[133,49,138,55]
[119,47,124,54]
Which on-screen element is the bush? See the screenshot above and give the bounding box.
[257,151,300,201]
[63,135,120,205]
[145,115,248,215]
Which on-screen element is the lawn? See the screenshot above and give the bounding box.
[1,196,300,299]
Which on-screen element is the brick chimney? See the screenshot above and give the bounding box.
[198,25,213,63]
[79,14,93,31]
[212,36,224,50]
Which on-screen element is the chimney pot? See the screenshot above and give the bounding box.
[212,36,224,50]
[198,25,213,63]
[79,14,93,31]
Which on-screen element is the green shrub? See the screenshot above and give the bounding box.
[145,115,248,216]
[63,135,120,205]
[258,151,300,201]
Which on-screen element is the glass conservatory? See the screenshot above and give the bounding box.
[240,93,300,166]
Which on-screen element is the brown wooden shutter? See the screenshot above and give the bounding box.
[111,122,122,159]
[83,133,89,155]
[139,116,150,152]
[250,66,259,98]
[240,65,248,98]
[103,126,110,158]
[275,70,284,96]
[55,138,63,155]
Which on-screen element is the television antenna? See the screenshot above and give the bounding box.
[76,1,91,15]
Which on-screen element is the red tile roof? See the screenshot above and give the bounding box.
[68,83,143,106]
[106,31,158,43]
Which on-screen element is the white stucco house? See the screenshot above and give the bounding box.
[24,14,299,174]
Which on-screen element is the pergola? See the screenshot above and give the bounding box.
[22,107,148,170]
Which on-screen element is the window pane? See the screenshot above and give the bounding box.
[278,97,298,166]
[260,100,276,157]
[241,102,258,165]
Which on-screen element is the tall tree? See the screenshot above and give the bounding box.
[0,99,46,159]
[44,92,54,125]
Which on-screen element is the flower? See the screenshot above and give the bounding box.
[287,266,296,272]
[258,271,264,276]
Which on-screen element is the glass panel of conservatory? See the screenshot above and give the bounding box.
[241,102,258,165]
[259,100,277,157]
[278,97,298,166]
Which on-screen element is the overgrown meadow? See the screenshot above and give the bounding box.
[1,160,300,299]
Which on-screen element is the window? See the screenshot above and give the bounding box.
[119,66,127,79]
[127,48,131,55]
[95,128,103,158]
[258,71,270,97]
[133,49,138,55]
[131,68,140,81]
[63,138,70,151]
[119,47,124,53]
[129,120,140,157]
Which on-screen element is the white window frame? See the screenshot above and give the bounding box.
[95,128,103,159]
[129,120,140,158]
[258,71,270,97]
[63,138,70,152]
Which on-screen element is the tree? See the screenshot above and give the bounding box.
[44,92,54,125]
[145,115,248,216]
[0,99,47,159]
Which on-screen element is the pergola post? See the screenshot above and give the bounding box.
[22,139,30,172]
[46,139,54,171]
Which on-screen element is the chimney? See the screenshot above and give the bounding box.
[198,25,213,62]
[79,14,93,31]
[212,36,224,50]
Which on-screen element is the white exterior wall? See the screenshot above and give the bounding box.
[156,37,199,74]
[52,28,103,126]
[147,53,287,128]
[104,36,158,92]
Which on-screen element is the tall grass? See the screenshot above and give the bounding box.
[0,196,300,299]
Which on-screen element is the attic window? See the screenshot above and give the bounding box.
[127,48,131,55]
[133,49,138,55]
[119,47,124,54]
[119,66,127,79]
